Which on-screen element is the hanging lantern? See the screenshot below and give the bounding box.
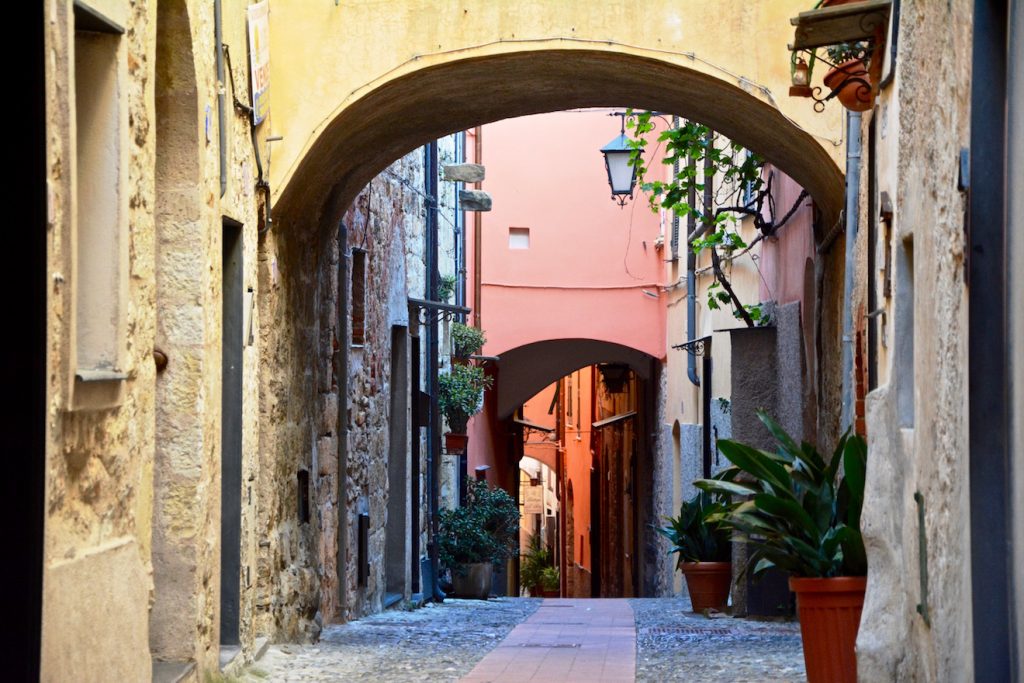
[600,132,637,207]
[790,55,813,98]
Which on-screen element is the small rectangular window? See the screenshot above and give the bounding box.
[509,227,530,249]
[351,248,366,346]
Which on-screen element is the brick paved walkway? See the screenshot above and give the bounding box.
[460,599,636,683]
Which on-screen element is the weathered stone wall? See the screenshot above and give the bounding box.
[44,0,159,670]
[857,1,974,680]
[44,0,267,678]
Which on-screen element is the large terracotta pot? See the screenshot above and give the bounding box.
[824,58,874,112]
[681,561,732,612]
[444,432,468,453]
[790,576,867,683]
[452,562,493,599]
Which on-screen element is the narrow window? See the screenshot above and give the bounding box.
[297,469,310,524]
[351,248,366,346]
[74,5,126,378]
[896,238,915,428]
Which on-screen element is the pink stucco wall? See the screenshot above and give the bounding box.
[471,110,668,360]
[758,163,817,308]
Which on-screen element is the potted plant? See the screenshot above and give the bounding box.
[539,566,560,598]
[823,41,873,111]
[450,322,486,362]
[695,411,868,683]
[438,480,520,599]
[437,274,457,303]
[438,363,491,453]
[520,535,554,596]
[656,489,733,612]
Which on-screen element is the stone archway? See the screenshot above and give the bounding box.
[272,47,843,237]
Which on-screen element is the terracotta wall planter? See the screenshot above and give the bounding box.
[824,58,874,112]
[681,561,732,612]
[790,576,867,683]
[445,432,468,453]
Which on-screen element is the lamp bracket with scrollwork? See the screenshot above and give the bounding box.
[407,297,472,328]
[787,0,893,113]
[672,336,711,357]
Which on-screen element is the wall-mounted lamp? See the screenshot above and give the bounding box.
[600,114,637,208]
[790,56,813,97]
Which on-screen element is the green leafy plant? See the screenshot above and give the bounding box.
[540,566,560,592]
[438,274,457,303]
[520,535,554,591]
[438,363,492,433]
[825,41,869,65]
[625,111,807,327]
[438,480,520,571]
[451,322,486,358]
[655,489,733,566]
[695,410,868,579]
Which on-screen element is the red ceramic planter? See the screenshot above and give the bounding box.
[790,576,867,683]
[824,58,874,112]
[681,561,732,612]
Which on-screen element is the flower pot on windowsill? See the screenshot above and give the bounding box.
[445,432,468,453]
[680,561,732,612]
[790,575,867,683]
[824,58,874,112]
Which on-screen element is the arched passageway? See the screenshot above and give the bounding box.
[256,2,847,642]
[469,340,659,598]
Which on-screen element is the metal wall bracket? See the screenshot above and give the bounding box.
[673,336,710,357]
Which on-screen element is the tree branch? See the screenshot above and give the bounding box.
[710,246,755,328]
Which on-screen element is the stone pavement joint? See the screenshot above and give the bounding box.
[460,598,636,683]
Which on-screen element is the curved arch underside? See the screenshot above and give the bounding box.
[495,338,657,419]
[274,49,844,232]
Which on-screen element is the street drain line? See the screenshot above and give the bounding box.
[640,626,729,636]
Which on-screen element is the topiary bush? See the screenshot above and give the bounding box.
[438,363,492,433]
[451,322,486,358]
[438,480,520,572]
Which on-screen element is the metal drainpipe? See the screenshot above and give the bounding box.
[473,126,483,329]
[425,141,445,602]
[686,153,700,387]
[335,220,350,619]
[214,0,227,197]
[840,111,863,430]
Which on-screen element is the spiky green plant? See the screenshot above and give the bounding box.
[655,488,733,566]
[695,410,867,579]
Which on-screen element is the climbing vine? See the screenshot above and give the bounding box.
[625,110,808,327]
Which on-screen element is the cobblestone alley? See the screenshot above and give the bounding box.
[237,598,805,683]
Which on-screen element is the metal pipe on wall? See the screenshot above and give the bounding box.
[425,141,445,602]
[214,0,227,197]
[840,111,862,430]
[686,153,700,388]
[473,126,483,328]
[335,220,350,618]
